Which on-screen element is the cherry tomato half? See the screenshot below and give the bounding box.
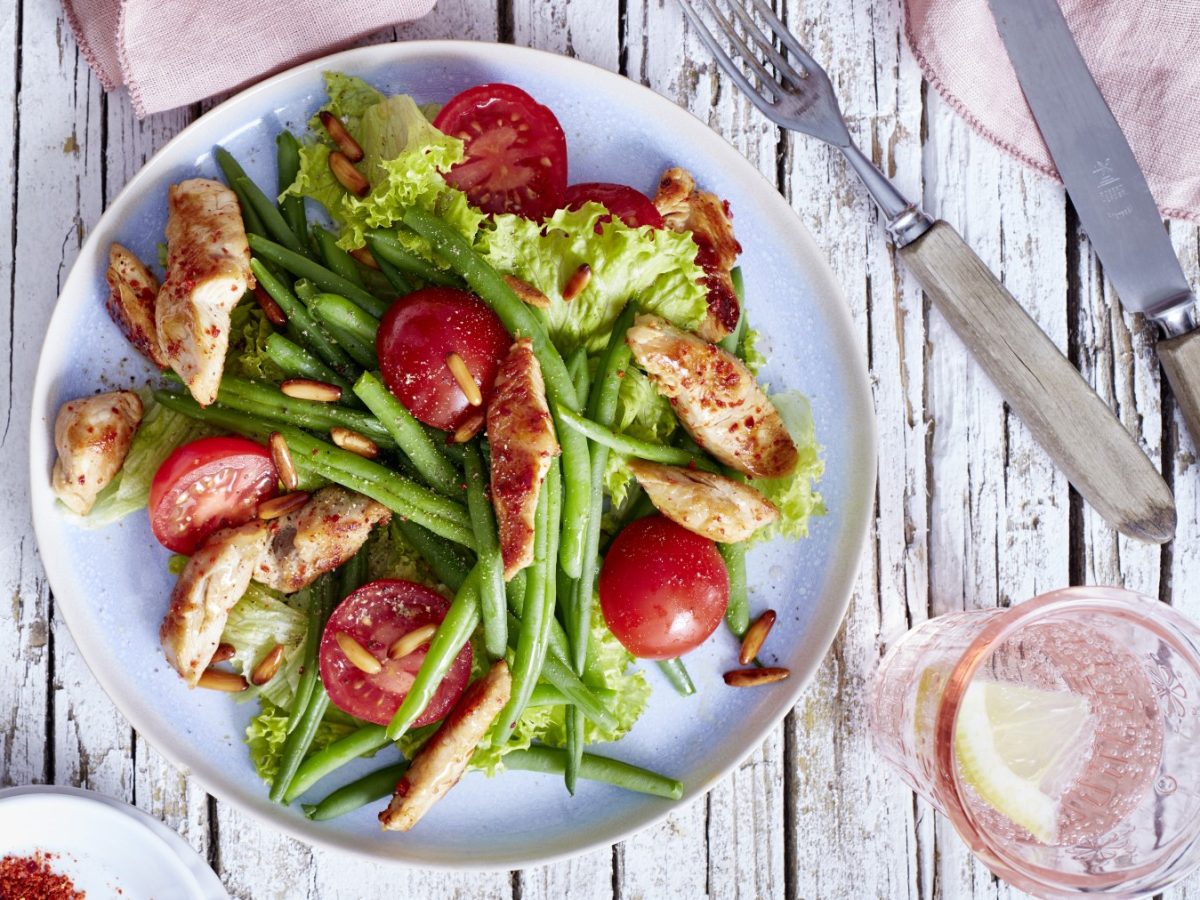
[599,515,730,659]
[377,287,512,431]
[563,182,664,230]
[319,579,472,727]
[434,83,569,219]
[148,436,278,554]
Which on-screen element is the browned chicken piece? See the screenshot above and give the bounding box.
[627,459,779,542]
[254,486,392,593]
[156,178,254,406]
[653,167,742,342]
[379,661,512,832]
[106,244,167,368]
[627,314,798,479]
[51,391,144,516]
[160,521,270,685]
[486,339,561,580]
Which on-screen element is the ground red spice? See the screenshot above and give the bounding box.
[0,851,84,899]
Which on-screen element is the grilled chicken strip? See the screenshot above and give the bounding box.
[379,660,511,832]
[106,244,167,368]
[626,315,797,479]
[653,167,742,342]
[161,521,270,685]
[628,459,778,542]
[486,339,561,580]
[156,178,254,406]
[254,486,392,593]
[51,391,143,515]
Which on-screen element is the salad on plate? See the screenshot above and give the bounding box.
[47,74,824,831]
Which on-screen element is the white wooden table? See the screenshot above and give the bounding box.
[4,1,1199,897]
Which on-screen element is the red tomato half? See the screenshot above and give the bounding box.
[599,515,729,659]
[434,83,568,219]
[148,436,278,554]
[564,182,664,230]
[377,287,512,430]
[319,580,472,727]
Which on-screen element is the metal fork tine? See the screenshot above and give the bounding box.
[678,1,781,119]
[696,0,783,94]
[746,0,820,74]
[722,0,808,85]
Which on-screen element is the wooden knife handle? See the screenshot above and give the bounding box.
[1158,330,1200,452]
[899,220,1175,544]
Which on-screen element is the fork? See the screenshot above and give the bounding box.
[678,0,1175,544]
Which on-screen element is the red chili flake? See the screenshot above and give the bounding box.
[0,851,85,899]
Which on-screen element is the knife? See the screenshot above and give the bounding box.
[987,0,1200,457]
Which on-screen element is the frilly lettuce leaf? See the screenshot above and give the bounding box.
[751,391,826,541]
[246,699,357,788]
[310,72,384,135]
[221,583,307,707]
[603,366,679,507]
[224,302,285,382]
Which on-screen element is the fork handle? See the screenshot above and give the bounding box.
[898,220,1175,544]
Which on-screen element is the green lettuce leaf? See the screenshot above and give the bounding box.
[246,699,357,788]
[602,366,680,507]
[367,521,439,588]
[742,327,766,375]
[221,582,308,707]
[310,72,384,135]
[750,391,826,541]
[360,94,449,187]
[224,302,285,382]
[478,203,709,354]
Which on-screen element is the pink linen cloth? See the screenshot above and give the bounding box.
[905,0,1200,223]
[64,0,437,118]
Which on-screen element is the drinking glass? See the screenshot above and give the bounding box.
[870,586,1200,897]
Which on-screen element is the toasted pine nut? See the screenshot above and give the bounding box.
[349,246,380,269]
[258,491,309,520]
[452,412,485,444]
[319,111,365,162]
[211,642,236,664]
[254,285,287,326]
[739,609,777,665]
[329,151,370,197]
[330,426,379,459]
[503,274,550,309]
[562,263,592,302]
[197,668,248,692]
[251,643,286,686]
[723,666,790,688]
[280,378,343,403]
[269,432,299,491]
[336,632,382,675]
[389,624,438,660]
[445,352,483,406]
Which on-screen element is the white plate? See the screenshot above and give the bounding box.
[28,41,877,868]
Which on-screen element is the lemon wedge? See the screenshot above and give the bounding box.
[953,680,1092,843]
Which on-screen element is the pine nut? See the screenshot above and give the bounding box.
[210,642,236,664]
[280,378,342,403]
[258,491,309,520]
[452,412,485,443]
[562,263,592,302]
[197,668,248,692]
[445,352,483,406]
[336,632,382,675]
[269,432,299,491]
[388,624,438,660]
[503,274,550,309]
[723,666,790,688]
[254,285,287,326]
[349,246,380,270]
[330,426,379,459]
[251,643,286,686]
[319,111,365,162]
[329,151,370,197]
[739,609,777,665]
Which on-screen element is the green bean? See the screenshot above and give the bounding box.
[567,347,589,402]
[719,541,749,637]
[284,724,390,803]
[354,372,460,497]
[286,579,332,733]
[372,251,415,295]
[656,657,696,696]
[464,443,506,659]
[271,686,331,803]
[556,406,719,470]
[307,294,379,368]
[402,207,589,578]
[502,746,683,800]
[264,333,354,395]
[303,760,409,821]
[235,176,310,259]
[395,520,474,592]
[276,131,308,246]
[719,266,747,356]
[213,147,267,236]
[314,226,365,288]
[366,231,458,287]
[251,259,359,380]
[385,566,483,740]
[249,234,389,319]
[212,374,393,447]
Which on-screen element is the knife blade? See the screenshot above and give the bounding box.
[987,0,1200,448]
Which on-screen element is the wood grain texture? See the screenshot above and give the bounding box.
[1158,330,1200,459]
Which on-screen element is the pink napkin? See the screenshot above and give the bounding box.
[905,0,1200,223]
[64,0,437,118]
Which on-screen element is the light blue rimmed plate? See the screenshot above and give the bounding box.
[28,41,876,869]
